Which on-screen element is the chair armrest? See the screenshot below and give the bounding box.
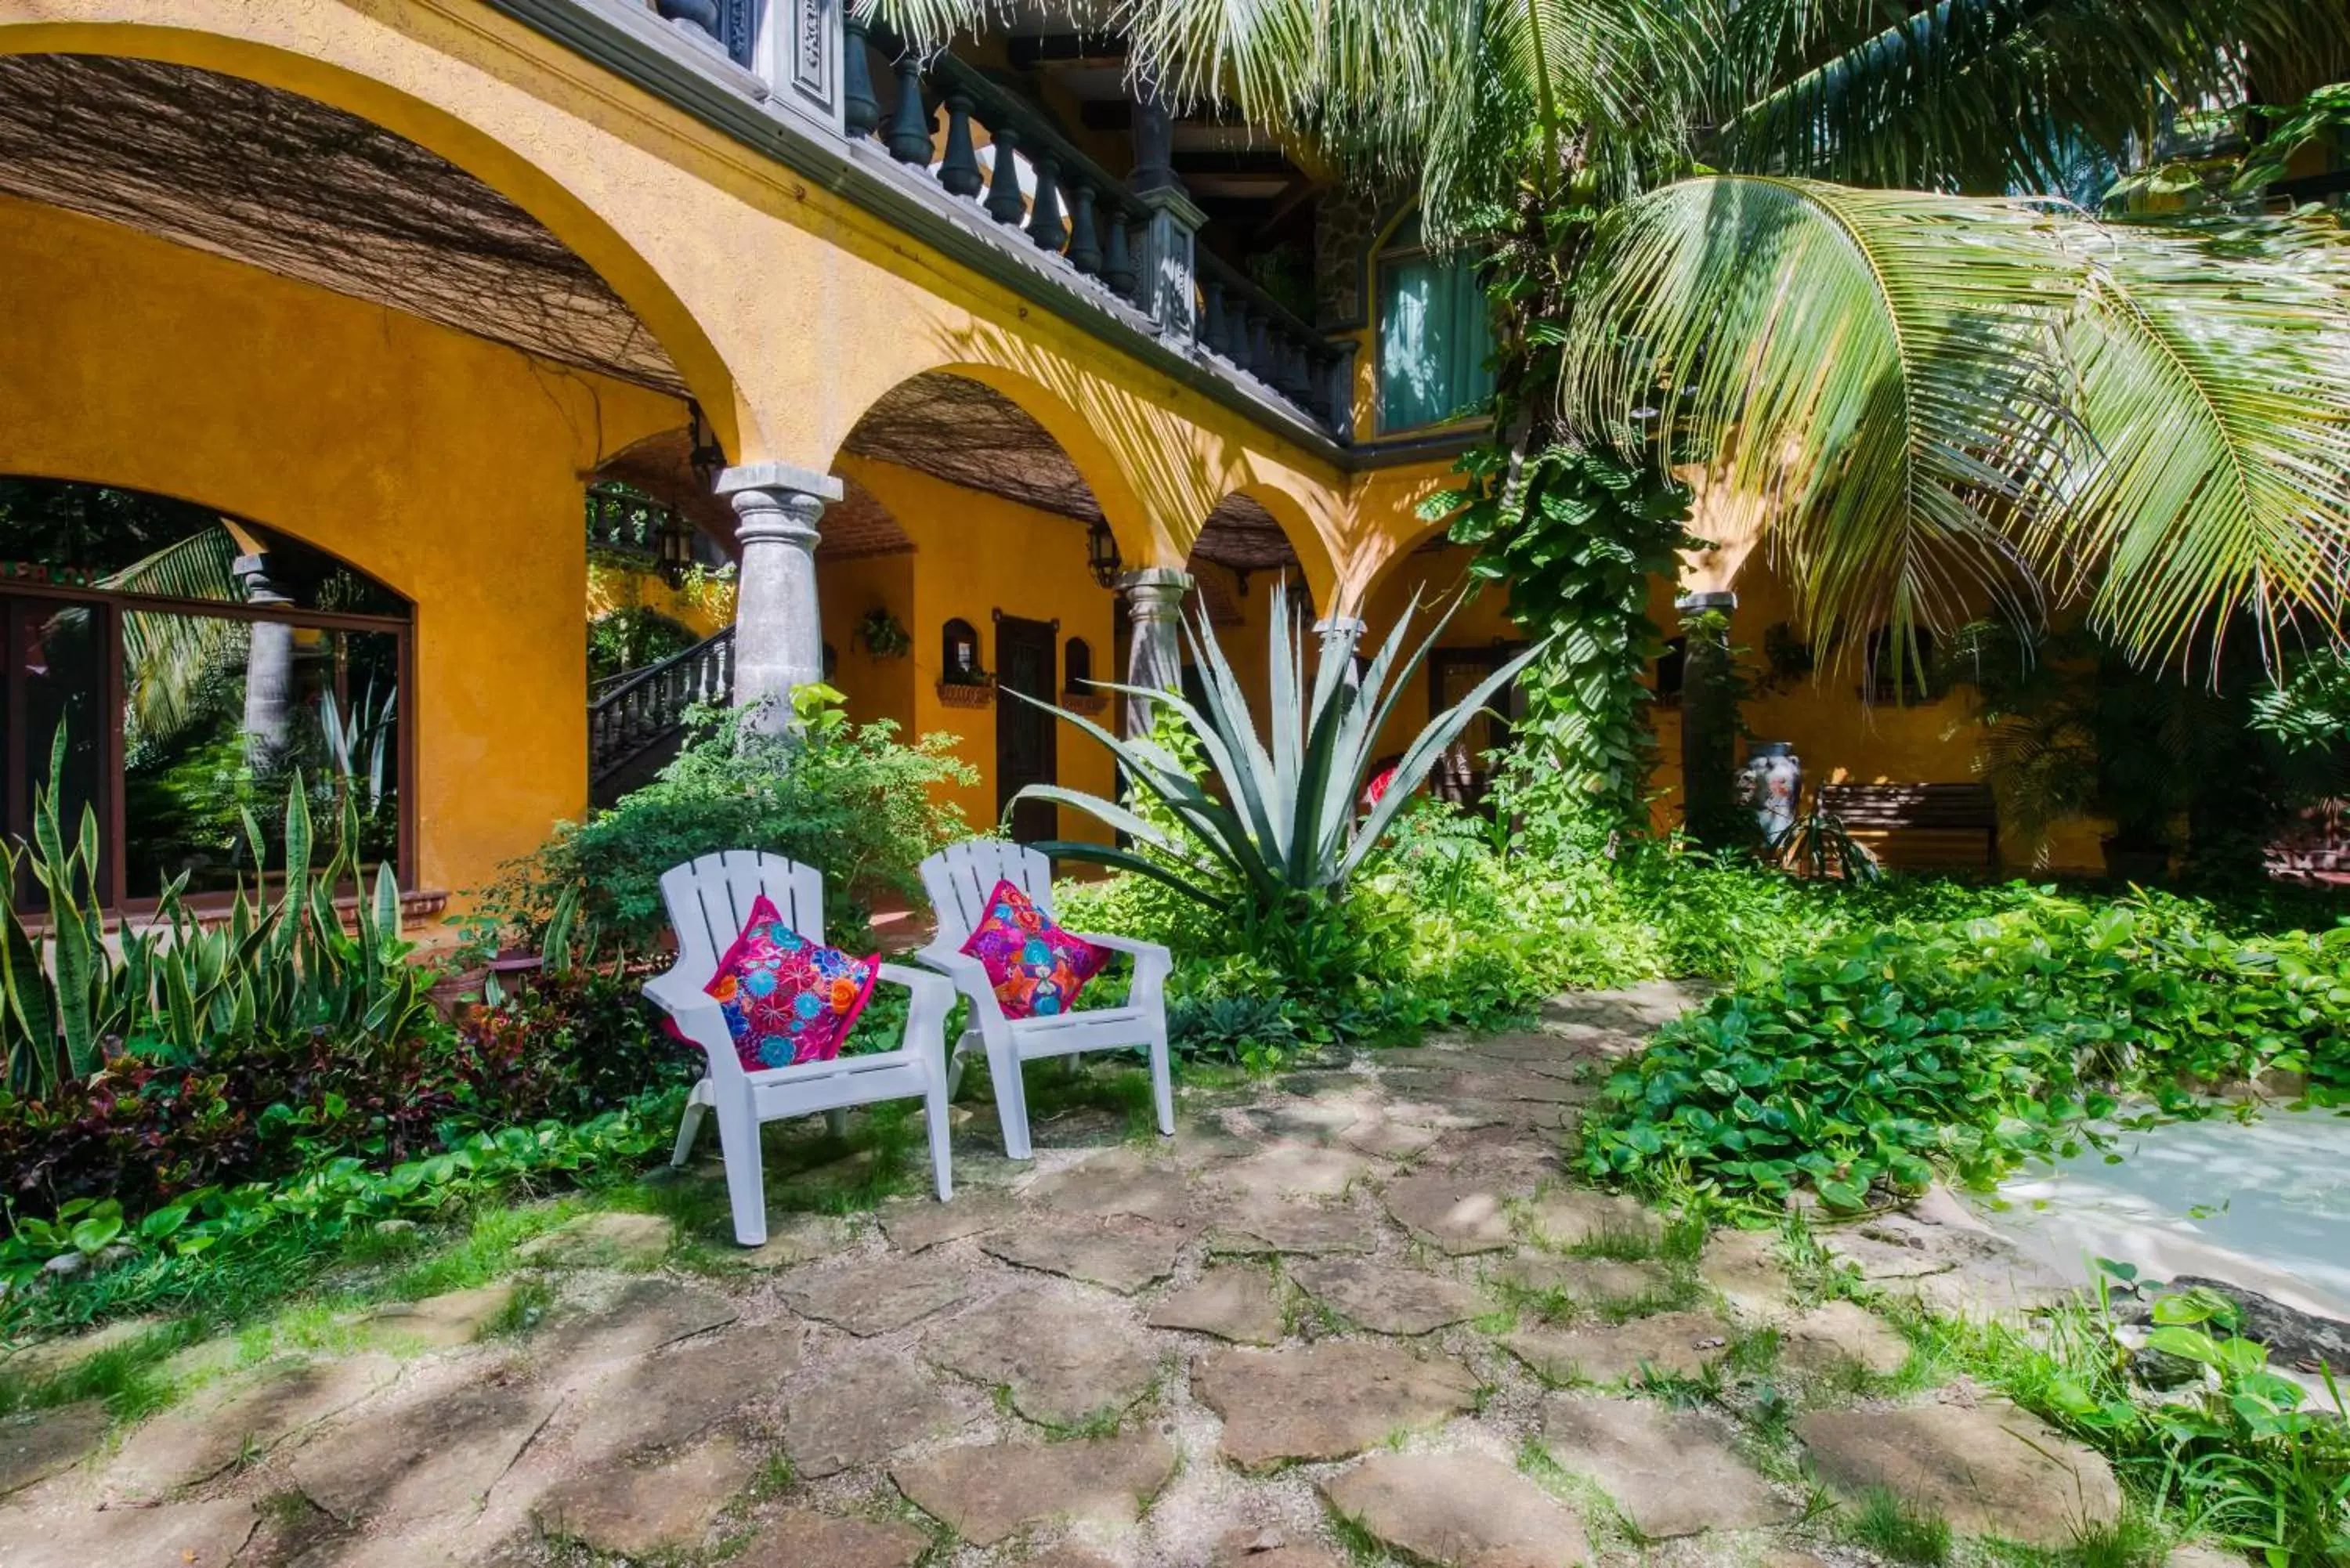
[642,970,740,1080]
[1070,932,1172,1008]
[1070,932,1172,978]
[913,941,996,995]
[876,962,956,1064]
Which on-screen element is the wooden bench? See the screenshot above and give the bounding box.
[1815,782,2000,872]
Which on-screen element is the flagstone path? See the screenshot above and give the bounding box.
[0,981,2124,1568]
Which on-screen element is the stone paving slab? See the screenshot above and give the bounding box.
[781,1255,972,1334]
[1540,1393,1791,1537]
[535,1433,751,1555]
[1319,1450,1589,1568]
[107,1353,399,1501]
[1206,1197,1384,1257]
[291,1367,557,1529]
[559,1324,799,1460]
[1795,1400,2122,1546]
[1028,1154,1197,1226]
[781,1355,970,1479]
[1517,1187,1658,1250]
[1487,1253,1668,1305]
[1700,1227,1795,1317]
[891,1430,1177,1546]
[563,1279,739,1361]
[0,1496,257,1567]
[880,1191,1018,1252]
[1195,1342,1478,1469]
[516,1210,673,1269]
[982,1216,1188,1293]
[1502,1310,1730,1385]
[0,1402,106,1498]
[1148,1266,1286,1344]
[1210,1142,1386,1200]
[732,1508,931,1568]
[1379,1172,1515,1255]
[1288,1258,1482,1336]
[1778,1299,1911,1378]
[356,1284,517,1350]
[742,1212,859,1268]
[925,1287,1159,1426]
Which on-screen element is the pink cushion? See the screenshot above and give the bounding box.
[703,894,880,1071]
[958,877,1111,1021]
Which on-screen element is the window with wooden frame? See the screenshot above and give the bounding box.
[0,477,413,913]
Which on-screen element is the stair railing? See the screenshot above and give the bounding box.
[588,624,736,786]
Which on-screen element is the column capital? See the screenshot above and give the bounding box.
[716,461,844,503]
[1117,567,1193,620]
[728,485,824,551]
[1133,184,1207,231]
[1674,590,1736,615]
[232,551,291,607]
[1312,614,1368,641]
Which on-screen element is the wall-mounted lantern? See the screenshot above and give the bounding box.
[1086,518,1123,589]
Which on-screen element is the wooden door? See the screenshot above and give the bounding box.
[994,614,1059,843]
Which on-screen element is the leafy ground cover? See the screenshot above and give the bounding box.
[1584,884,2350,1211]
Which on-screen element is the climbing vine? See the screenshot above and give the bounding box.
[1425,445,1690,848]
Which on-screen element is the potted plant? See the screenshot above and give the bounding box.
[855,606,912,659]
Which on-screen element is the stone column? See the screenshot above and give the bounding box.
[1127,84,1180,194]
[1675,590,1741,846]
[717,461,842,734]
[1313,615,1368,687]
[1118,566,1192,738]
[233,552,296,773]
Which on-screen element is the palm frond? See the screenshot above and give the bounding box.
[1712,0,2316,195]
[2044,216,2350,667]
[1564,176,2069,654]
[106,524,244,745]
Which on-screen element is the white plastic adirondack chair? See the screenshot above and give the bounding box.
[915,841,1173,1160]
[646,851,956,1246]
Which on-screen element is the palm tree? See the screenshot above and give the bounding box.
[870,0,2350,673]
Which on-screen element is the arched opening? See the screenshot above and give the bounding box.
[1181,493,1321,729]
[1358,522,1526,811]
[819,370,1131,845]
[0,475,411,909]
[0,51,725,899]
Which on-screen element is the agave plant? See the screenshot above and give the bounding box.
[1008,583,1538,916]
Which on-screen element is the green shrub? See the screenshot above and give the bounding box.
[485,688,976,948]
[1584,887,2350,1208]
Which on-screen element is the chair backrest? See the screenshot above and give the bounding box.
[921,840,1053,945]
[660,851,826,978]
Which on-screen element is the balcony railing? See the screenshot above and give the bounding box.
[537,0,1354,443]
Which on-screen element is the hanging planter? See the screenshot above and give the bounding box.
[855,607,913,659]
[1060,689,1109,717]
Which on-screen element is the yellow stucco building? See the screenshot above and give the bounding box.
[0,0,2077,922]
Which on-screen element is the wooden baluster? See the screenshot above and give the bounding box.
[938,93,983,198]
[1026,154,1065,250]
[1202,280,1227,355]
[1066,182,1102,275]
[885,57,934,163]
[1101,215,1136,299]
[983,125,1027,226]
[843,20,881,139]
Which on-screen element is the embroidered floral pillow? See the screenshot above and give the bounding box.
[702,893,880,1071]
[958,877,1111,1020]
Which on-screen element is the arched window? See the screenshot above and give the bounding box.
[1375,211,1495,433]
[942,617,982,683]
[1063,637,1093,693]
[0,476,410,908]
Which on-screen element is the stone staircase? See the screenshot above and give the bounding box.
[588,624,732,805]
